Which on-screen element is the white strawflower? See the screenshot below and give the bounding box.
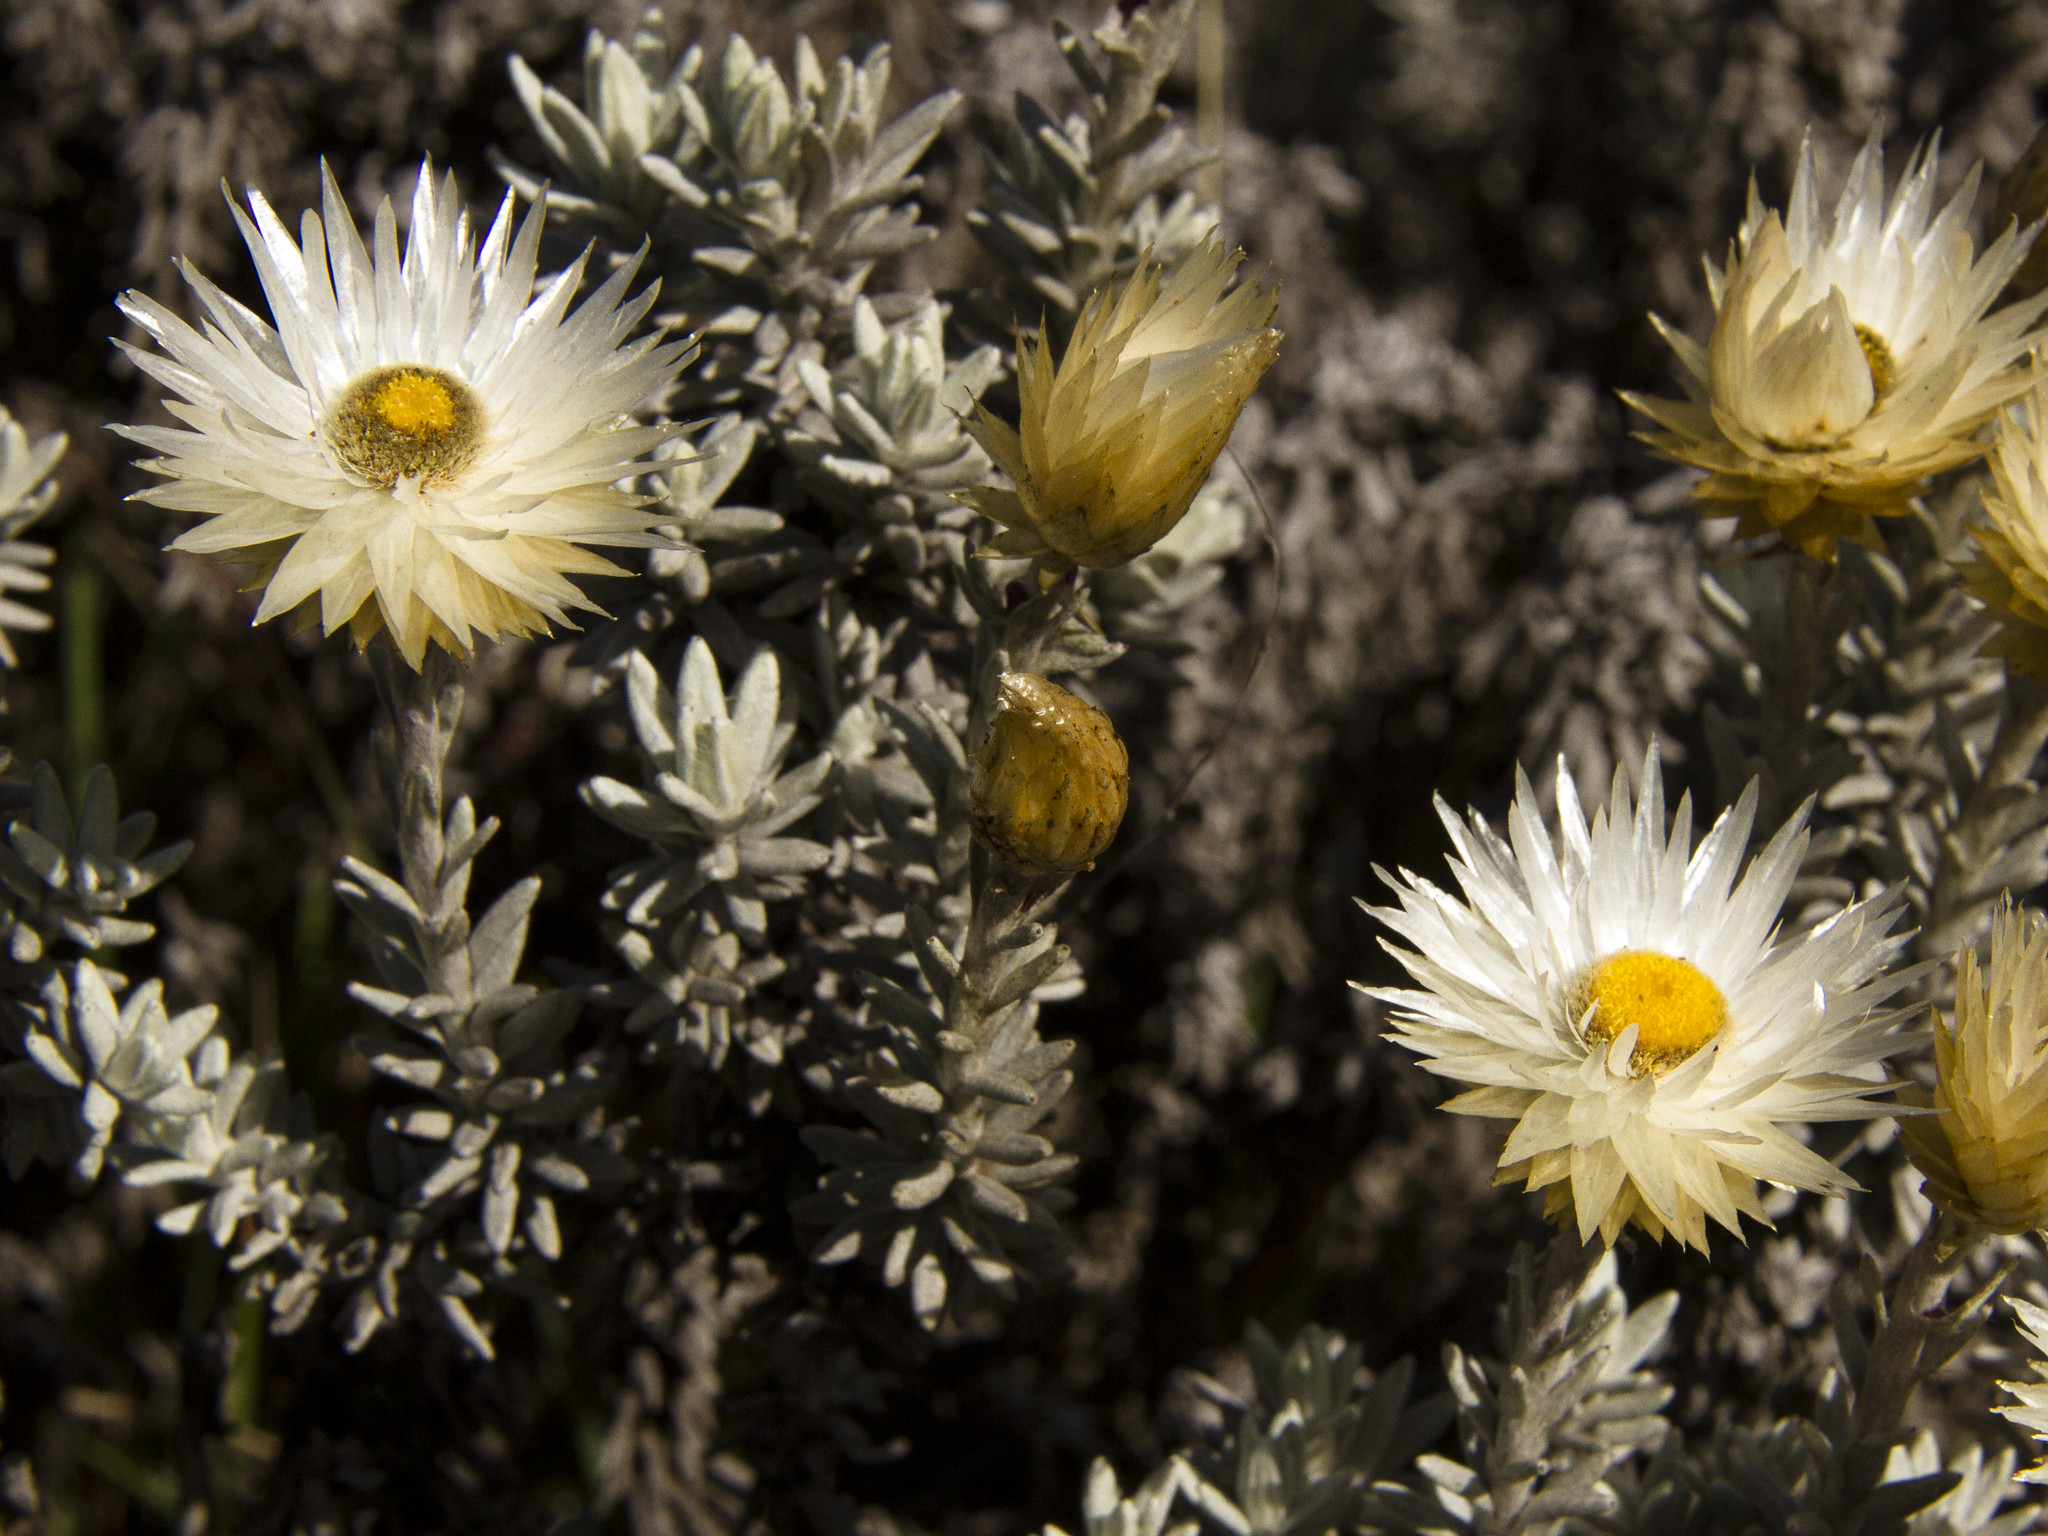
[1997,1296,2048,1482]
[1363,751,1917,1252]
[1622,128,2048,561]
[114,163,692,669]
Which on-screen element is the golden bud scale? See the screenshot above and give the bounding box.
[970,673,1129,874]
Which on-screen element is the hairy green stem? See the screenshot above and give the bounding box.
[1755,557,1851,831]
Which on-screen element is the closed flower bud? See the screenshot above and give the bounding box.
[959,239,1280,574]
[1902,903,2048,1235]
[970,674,1128,874]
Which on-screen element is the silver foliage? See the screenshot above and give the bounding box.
[1375,1241,1676,1536]
[583,636,832,1098]
[795,869,1083,1328]
[0,408,62,671]
[504,11,961,411]
[1183,1323,1450,1536]
[968,0,1218,326]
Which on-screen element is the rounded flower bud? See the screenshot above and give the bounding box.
[1902,902,2048,1235]
[970,673,1129,875]
[959,238,1280,573]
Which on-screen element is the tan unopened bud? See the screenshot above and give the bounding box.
[970,673,1129,874]
[1902,902,2048,1234]
[959,238,1280,573]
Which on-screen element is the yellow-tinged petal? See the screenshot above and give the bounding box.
[1969,385,2048,675]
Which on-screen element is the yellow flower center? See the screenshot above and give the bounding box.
[1855,323,1896,399]
[372,371,458,434]
[325,364,483,487]
[1574,950,1728,1077]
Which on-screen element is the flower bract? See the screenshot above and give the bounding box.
[1362,750,1917,1252]
[115,162,693,668]
[1622,128,2048,561]
[1998,1296,2048,1482]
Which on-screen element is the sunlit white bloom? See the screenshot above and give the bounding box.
[1362,750,1917,1252]
[1623,128,2048,561]
[1903,902,2048,1233]
[1997,1297,2048,1482]
[1882,1431,2032,1534]
[114,163,692,668]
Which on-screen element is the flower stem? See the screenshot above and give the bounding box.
[60,526,103,800]
[366,637,471,998]
[1850,1210,1976,1442]
[1478,1228,1605,1536]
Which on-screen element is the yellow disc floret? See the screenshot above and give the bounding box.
[1574,950,1729,1076]
[326,364,483,487]
[1855,323,1897,400]
[372,371,459,434]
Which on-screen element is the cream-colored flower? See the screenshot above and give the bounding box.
[960,239,1279,574]
[1363,749,1917,1252]
[1622,129,2048,561]
[1965,384,2048,676]
[115,163,692,668]
[1902,903,2048,1233]
[1996,1296,2048,1482]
